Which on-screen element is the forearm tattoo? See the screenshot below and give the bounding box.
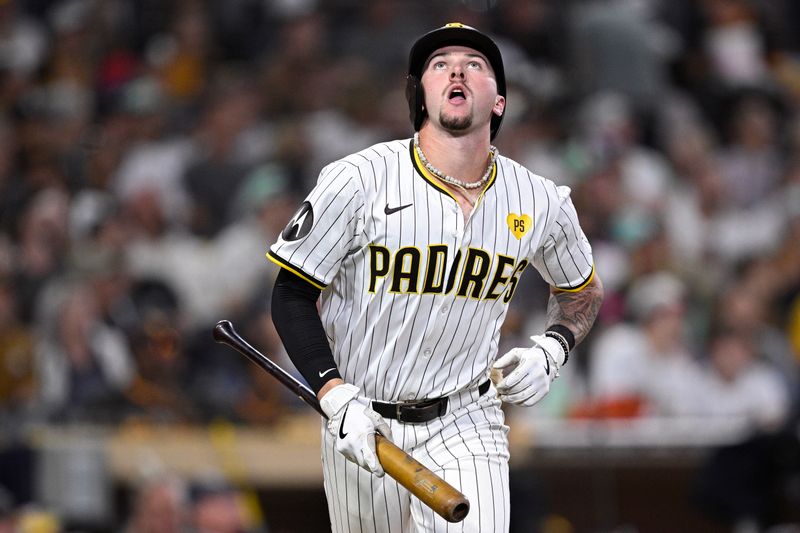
[546,274,604,346]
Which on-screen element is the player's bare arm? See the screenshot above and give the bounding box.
[546,273,604,346]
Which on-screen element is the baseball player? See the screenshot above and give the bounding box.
[268,23,604,533]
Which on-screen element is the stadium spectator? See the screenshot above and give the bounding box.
[699,329,791,431]
[124,475,189,533]
[0,278,36,420]
[188,482,265,533]
[585,272,705,417]
[35,279,135,423]
[122,278,197,423]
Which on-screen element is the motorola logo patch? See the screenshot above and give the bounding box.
[282,201,314,241]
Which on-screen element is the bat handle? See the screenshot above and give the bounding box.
[213,319,324,416]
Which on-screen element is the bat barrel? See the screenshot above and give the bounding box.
[375,435,470,522]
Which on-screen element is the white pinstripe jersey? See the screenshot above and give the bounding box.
[268,138,594,402]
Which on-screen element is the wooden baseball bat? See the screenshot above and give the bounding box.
[213,320,470,523]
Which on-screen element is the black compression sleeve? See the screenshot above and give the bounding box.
[271,268,341,394]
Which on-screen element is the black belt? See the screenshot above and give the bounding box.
[372,380,491,424]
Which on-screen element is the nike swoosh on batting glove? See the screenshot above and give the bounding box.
[320,383,393,476]
[491,334,564,407]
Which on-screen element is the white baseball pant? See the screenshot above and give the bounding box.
[321,383,510,533]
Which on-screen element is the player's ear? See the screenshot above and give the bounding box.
[493,95,505,118]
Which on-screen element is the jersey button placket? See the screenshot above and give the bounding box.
[450,203,462,241]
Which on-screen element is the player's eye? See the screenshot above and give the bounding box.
[467,61,481,69]
[433,61,447,70]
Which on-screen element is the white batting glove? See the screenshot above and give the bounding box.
[491,334,567,406]
[320,384,393,476]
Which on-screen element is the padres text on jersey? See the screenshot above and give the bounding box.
[269,139,593,402]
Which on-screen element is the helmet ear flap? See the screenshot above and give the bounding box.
[405,75,426,132]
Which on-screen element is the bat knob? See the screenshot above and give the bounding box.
[213,320,235,343]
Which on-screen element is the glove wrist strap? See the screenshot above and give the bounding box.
[544,329,571,366]
[320,383,360,418]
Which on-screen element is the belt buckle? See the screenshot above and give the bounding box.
[395,398,447,423]
[394,400,421,423]
[395,399,423,423]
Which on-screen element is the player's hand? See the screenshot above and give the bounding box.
[320,383,393,476]
[491,334,566,406]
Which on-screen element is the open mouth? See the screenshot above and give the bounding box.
[448,87,466,103]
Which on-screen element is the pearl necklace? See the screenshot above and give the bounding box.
[414,133,498,191]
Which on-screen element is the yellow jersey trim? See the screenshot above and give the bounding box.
[553,264,595,293]
[267,251,327,290]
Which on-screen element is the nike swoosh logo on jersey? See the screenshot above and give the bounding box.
[384,203,412,215]
[319,367,337,378]
[338,405,349,438]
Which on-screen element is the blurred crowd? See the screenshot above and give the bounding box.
[0,0,799,530]
[0,475,270,533]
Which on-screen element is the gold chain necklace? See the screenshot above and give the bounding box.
[414,132,497,191]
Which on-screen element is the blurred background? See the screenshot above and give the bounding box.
[0,0,799,531]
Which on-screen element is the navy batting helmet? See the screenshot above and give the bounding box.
[405,23,506,140]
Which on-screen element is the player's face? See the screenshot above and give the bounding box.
[420,46,505,135]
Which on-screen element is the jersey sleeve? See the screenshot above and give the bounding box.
[530,185,595,291]
[268,162,365,289]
